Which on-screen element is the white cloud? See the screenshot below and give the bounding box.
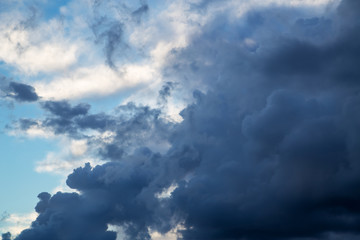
[35,152,95,175]
[70,139,88,156]
[34,63,157,100]
[35,138,103,176]
[155,184,178,199]
[32,0,206,101]
[149,224,186,240]
[51,178,78,194]
[150,230,178,240]
[0,18,79,75]
[107,224,179,240]
[0,212,38,237]
[7,121,55,139]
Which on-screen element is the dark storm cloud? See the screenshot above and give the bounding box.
[1,233,11,240]
[16,191,117,240]
[169,90,357,240]
[15,151,176,240]
[1,81,39,102]
[10,0,360,239]
[160,1,360,239]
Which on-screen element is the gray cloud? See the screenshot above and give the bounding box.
[42,101,90,119]
[1,232,11,240]
[1,81,39,102]
[14,99,171,160]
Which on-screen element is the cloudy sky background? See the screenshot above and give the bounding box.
[2,0,360,239]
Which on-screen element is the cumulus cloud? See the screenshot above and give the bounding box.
[1,232,11,240]
[4,0,360,240]
[0,14,78,75]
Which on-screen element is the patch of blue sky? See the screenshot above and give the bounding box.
[148,0,166,12]
[82,93,131,114]
[0,99,60,216]
[0,1,15,13]
[20,0,73,21]
[84,82,157,116]
[0,61,19,80]
[0,133,61,214]
[0,0,69,19]
[0,103,44,135]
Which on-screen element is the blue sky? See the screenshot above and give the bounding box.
[2,0,360,239]
[0,134,60,212]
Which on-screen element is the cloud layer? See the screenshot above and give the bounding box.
[2,0,360,239]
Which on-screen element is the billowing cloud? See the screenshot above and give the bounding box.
[3,0,360,239]
[1,232,11,240]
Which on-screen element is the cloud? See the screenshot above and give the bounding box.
[8,119,55,139]
[1,232,11,240]
[1,79,39,103]
[131,2,149,23]
[41,101,90,119]
[0,212,10,223]
[33,64,157,100]
[1,212,37,237]
[91,18,124,69]
[33,137,103,176]
[0,16,78,75]
[12,98,173,163]
[2,82,39,102]
[157,82,177,105]
[6,0,360,239]
[35,149,98,176]
[16,191,116,240]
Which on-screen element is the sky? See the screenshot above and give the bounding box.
[1,0,360,239]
